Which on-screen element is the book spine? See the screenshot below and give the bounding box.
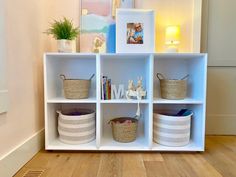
[106,79,109,100]
[102,76,107,100]
[108,79,111,100]
[101,76,104,100]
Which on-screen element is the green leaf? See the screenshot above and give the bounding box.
[45,17,79,40]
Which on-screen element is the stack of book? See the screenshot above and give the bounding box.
[101,76,111,100]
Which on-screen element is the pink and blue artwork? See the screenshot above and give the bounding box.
[80,0,134,53]
[80,0,115,53]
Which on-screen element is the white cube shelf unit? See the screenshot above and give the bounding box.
[44,53,207,151]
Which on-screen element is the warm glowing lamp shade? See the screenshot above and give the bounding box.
[165,26,180,52]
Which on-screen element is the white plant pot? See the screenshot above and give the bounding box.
[57,40,76,53]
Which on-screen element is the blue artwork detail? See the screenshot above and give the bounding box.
[106,23,116,53]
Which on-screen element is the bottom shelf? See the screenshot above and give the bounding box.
[45,138,204,151]
[46,139,97,150]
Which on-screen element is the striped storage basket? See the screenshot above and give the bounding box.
[153,111,193,147]
[57,109,95,145]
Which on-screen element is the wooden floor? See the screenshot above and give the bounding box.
[14,136,236,177]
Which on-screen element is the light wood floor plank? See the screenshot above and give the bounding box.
[121,153,147,177]
[182,153,223,177]
[72,153,101,177]
[97,153,122,177]
[144,161,171,177]
[141,152,164,162]
[161,153,200,177]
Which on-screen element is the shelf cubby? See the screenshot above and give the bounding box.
[45,103,97,150]
[44,53,97,102]
[99,103,151,150]
[100,54,152,101]
[152,104,205,151]
[153,53,207,104]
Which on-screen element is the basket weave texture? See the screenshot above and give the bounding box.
[157,73,188,100]
[110,117,138,143]
[160,79,187,100]
[60,75,91,99]
[63,79,90,99]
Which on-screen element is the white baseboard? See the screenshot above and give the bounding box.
[206,114,236,135]
[0,129,44,177]
[0,90,8,114]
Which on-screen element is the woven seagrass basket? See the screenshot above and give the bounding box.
[109,117,138,143]
[156,73,189,100]
[60,74,94,99]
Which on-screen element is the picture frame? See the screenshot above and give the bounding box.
[116,9,155,53]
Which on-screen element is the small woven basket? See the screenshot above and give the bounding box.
[156,73,189,100]
[60,74,94,99]
[109,117,138,143]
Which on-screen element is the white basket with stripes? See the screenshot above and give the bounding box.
[57,109,95,145]
[153,111,193,147]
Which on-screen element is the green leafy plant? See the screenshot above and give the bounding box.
[46,17,79,40]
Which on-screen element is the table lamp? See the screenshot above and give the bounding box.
[165,25,180,53]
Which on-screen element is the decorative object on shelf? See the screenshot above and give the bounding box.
[109,117,138,143]
[165,25,180,53]
[111,84,125,99]
[45,17,79,53]
[126,77,147,100]
[57,109,95,145]
[156,73,189,100]
[153,109,193,147]
[80,0,115,53]
[116,9,155,53]
[60,74,95,99]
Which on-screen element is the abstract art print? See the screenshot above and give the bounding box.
[80,0,135,53]
[80,0,112,53]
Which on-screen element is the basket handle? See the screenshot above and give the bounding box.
[89,74,95,80]
[60,74,66,80]
[156,73,165,80]
[56,110,61,114]
[181,74,189,80]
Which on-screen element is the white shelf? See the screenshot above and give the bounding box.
[47,97,97,103]
[152,140,204,151]
[100,99,149,104]
[153,97,203,104]
[46,139,97,150]
[44,53,207,152]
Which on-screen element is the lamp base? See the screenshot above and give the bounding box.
[165,46,178,53]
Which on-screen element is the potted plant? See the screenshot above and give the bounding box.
[46,17,79,53]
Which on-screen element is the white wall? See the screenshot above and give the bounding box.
[0,0,81,160]
[0,0,8,114]
[0,0,6,90]
[0,0,46,158]
[202,0,236,135]
[136,0,195,52]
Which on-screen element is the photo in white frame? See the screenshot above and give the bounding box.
[116,9,155,53]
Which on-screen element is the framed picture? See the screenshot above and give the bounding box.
[116,9,155,53]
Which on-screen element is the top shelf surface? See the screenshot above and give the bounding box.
[45,52,207,58]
